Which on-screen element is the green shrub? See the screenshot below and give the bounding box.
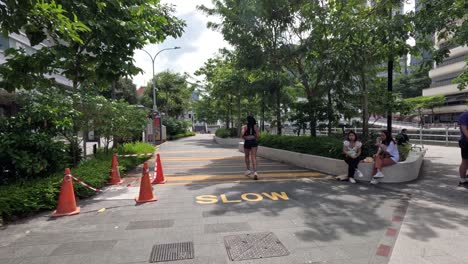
[169,132,196,140]
[215,128,230,138]
[258,134,344,159]
[163,117,190,136]
[0,142,154,221]
[215,128,238,138]
[0,131,67,184]
[116,142,155,155]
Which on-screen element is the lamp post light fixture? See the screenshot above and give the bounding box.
[141,46,181,144]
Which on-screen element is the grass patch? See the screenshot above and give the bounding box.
[0,142,155,221]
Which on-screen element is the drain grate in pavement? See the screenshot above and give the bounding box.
[204,222,251,234]
[126,220,174,230]
[224,232,289,261]
[149,241,194,262]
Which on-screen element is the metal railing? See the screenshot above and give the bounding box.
[277,127,460,147]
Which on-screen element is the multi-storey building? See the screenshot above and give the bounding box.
[422,40,468,123]
[0,33,72,117]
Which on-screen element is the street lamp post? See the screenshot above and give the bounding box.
[141,46,181,144]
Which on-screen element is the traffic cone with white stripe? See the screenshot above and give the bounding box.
[151,154,166,184]
[52,168,80,217]
[135,162,157,203]
[108,154,123,185]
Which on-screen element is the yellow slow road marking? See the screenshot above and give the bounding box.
[164,177,333,186]
[165,171,323,181]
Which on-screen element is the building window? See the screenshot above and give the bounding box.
[436,54,468,68]
[430,71,464,88]
[444,93,468,106]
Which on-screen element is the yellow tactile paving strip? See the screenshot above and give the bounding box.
[164,177,334,186]
[125,150,333,186]
[165,171,324,181]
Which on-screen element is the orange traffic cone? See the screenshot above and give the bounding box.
[135,162,157,203]
[151,154,166,184]
[52,168,80,217]
[108,154,123,185]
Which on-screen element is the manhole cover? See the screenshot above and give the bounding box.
[149,241,194,263]
[224,232,289,261]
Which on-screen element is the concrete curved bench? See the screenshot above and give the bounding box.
[356,149,426,183]
[238,142,426,183]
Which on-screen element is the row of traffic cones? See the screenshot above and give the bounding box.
[51,153,165,217]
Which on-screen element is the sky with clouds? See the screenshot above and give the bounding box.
[132,0,229,88]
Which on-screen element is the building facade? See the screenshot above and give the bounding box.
[422,40,468,123]
[0,33,73,117]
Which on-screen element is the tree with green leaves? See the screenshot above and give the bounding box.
[99,77,138,104]
[193,97,221,125]
[141,71,193,118]
[404,95,446,126]
[393,64,432,98]
[195,55,252,132]
[0,0,185,92]
[199,0,296,135]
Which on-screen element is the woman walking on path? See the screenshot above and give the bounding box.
[371,130,399,184]
[341,130,363,184]
[241,116,260,180]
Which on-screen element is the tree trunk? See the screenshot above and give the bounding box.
[306,98,317,137]
[82,131,87,158]
[71,138,78,167]
[387,58,393,135]
[361,69,369,140]
[261,91,265,131]
[225,97,230,129]
[327,89,333,136]
[387,7,394,135]
[111,81,116,100]
[112,137,120,149]
[237,93,242,136]
[276,84,282,135]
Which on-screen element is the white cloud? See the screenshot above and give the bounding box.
[132,0,229,88]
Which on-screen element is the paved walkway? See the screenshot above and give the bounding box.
[387,145,468,264]
[0,135,465,264]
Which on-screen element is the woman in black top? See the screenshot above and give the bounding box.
[241,116,260,180]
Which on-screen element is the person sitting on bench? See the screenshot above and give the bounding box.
[371,130,399,184]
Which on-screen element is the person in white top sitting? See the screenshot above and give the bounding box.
[371,130,399,184]
[341,130,363,184]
